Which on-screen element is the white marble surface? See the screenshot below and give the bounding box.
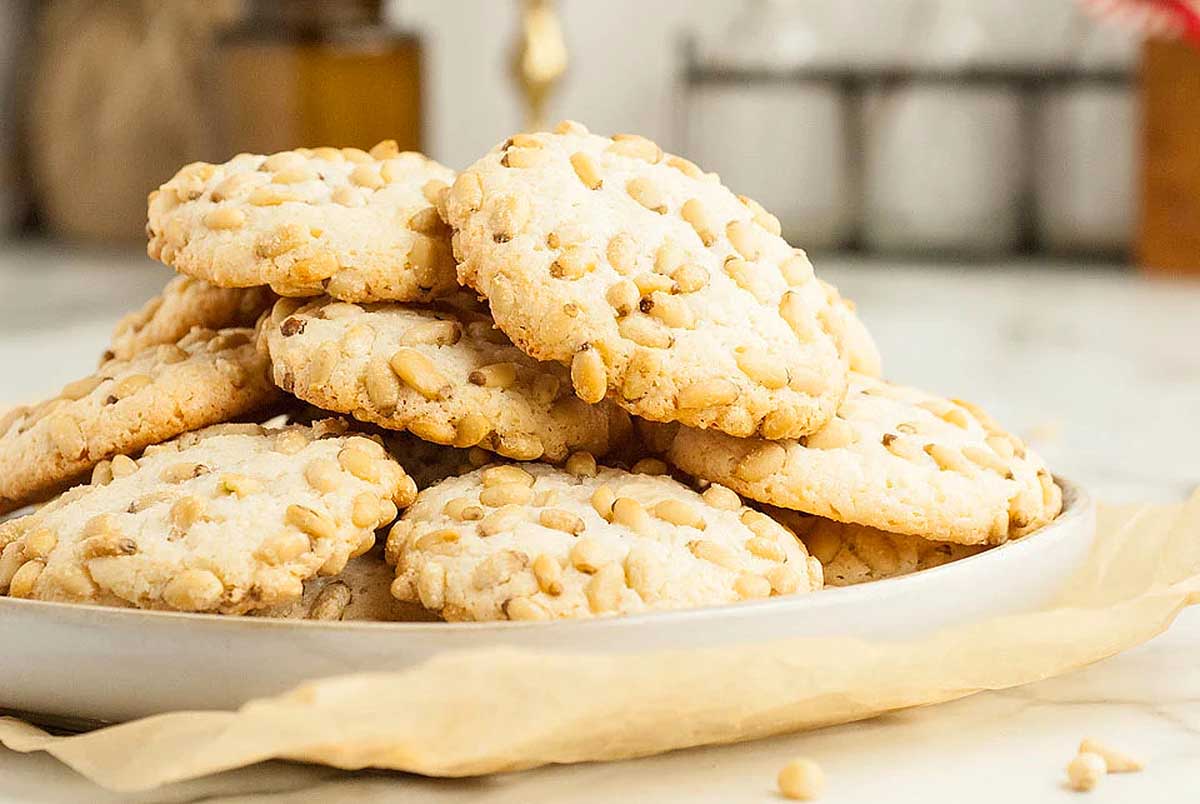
[1,243,1198,802]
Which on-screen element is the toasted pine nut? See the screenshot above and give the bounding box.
[701,484,742,511]
[734,572,772,599]
[565,451,598,478]
[1067,753,1106,792]
[571,346,607,403]
[539,508,585,535]
[481,465,535,488]
[469,362,519,388]
[766,564,803,595]
[532,553,563,595]
[627,177,666,214]
[479,483,534,508]
[680,198,716,246]
[1078,739,1142,773]
[736,347,788,389]
[204,207,246,230]
[569,536,608,573]
[569,151,602,189]
[162,569,223,611]
[688,539,740,570]
[591,485,616,520]
[287,504,335,540]
[777,757,824,801]
[677,379,738,410]
[736,443,787,481]
[779,253,814,286]
[586,562,624,613]
[726,220,761,260]
[389,348,449,400]
[607,133,661,162]
[338,447,380,482]
[653,498,705,529]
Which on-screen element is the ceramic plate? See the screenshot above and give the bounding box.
[0,479,1093,724]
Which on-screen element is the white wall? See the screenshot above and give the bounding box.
[397,0,1136,170]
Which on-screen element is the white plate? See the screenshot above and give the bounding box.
[0,479,1093,724]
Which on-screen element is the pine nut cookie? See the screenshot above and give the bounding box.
[147,142,457,302]
[0,328,280,515]
[387,460,823,621]
[442,121,861,440]
[766,507,987,587]
[255,549,437,621]
[104,276,275,362]
[262,296,626,462]
[665,373,1062,545]
[0,422,415,613]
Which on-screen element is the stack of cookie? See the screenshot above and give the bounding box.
[0,122,1062,623]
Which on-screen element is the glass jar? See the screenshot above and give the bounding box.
[217,0,423,153]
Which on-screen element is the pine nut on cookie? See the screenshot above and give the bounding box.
[665,373,1062,546]
[386,459,823,621]
[0,422,416,613]
[0,327,279,515]
[261,296,628,463]
[147,143,457,303]
[442,121,872,440]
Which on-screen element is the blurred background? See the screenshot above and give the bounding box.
[4,0,1198,266]
[0,0,1197,503]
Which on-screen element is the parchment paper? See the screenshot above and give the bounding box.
[2,492,1198,793]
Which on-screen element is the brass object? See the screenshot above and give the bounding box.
[511,0,567,132]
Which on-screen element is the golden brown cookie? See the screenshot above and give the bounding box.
[262,297,627,462]
[443,121,866,440]
[147,143,457,302]
[0,328,279,514]
[666,373,1061,545]
[0,423,414,613]
[388,460,822,621]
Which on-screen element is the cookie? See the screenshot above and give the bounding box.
[387,459,822,621]
[147,142,458,302]
[665,373,1062,545]
[0,422,415,613]
[255,549,437,621]
[443,121,860,440]
[104,276,275,362]
[818,280,881,377]
[263,296,627,462]
[767,507,987,586]
[0,328,280,514]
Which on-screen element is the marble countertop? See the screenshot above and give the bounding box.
[1,242,1198,802]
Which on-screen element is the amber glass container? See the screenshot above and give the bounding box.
[217,0,422,154]
[1139,39,1200,276]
